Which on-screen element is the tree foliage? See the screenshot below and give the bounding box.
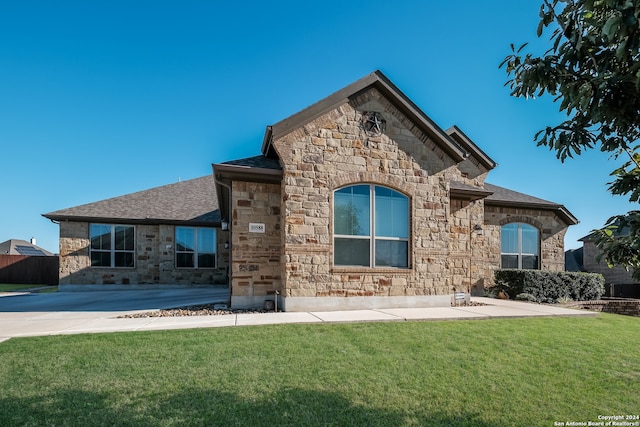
[501,0,640,278]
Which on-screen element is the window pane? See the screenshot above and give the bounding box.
[522,255,539,270]
[334,186,370,236]
[176,227,195,252]
[375,240,408,268]
[521,224,539,255]
[115,226,134,250]
[177,252,194,268]
[198,253,215,268]
[197,228,215,253]
[501,255,518,269]
[91,251,110,267]
[501,223,519,254]
[375,187,408,238]
[90,225,111,250]
[115,252,134,268]
[334,238,370,266]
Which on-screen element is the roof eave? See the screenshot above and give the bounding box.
[212,162,283,183]
[446,125,498,170]
[370,71,468,162]
[557,206,580,226]
[260,125,274,157]
[450,188,494,201]
[484,200,579,226]
[266,70,468,163]
[42,213,220,227]
[212,162,283,223]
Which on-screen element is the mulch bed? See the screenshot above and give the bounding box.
[118,304,268,318]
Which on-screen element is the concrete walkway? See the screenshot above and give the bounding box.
[0,291,598,343]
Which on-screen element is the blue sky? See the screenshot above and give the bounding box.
[0,1,634,253]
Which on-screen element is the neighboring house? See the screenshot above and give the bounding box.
[0,238,58,285]
[0,238,54,256]
[574,233,640,298]
[43,70,578,311]
[564,247,585,273]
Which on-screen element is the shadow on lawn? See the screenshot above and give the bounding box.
[0,387,506,426]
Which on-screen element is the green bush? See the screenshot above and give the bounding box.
[494,270,605,304]
[515,293,538,302]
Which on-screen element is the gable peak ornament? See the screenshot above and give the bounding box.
[360,111,386,136]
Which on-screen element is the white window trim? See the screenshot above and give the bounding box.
[175,226,217,269]
[333,184,410,268]
[90,224,135,268]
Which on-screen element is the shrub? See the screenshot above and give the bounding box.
[494,270,605,304]
[515,293,538,302]
[483,288,498,298]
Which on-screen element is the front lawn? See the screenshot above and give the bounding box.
[0,284,57,292]
[0,284,41,292]
[0,315,638,426]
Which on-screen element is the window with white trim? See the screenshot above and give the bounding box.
[90,224,135,268]
[333,184,409,268]
[501,222,539,269]
[176,227,216,268]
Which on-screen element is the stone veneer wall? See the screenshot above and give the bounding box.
[449,198,489,296]
[483,205,568,287]
[229,181,282,308]
[58,221,228,287]
[271,87,488,311]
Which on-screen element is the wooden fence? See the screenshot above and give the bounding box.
[0,255,59,285]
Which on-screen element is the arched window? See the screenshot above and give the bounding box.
[501,223,539,269]
[333,184,409,268]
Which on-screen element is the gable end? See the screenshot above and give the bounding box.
[261,70,469,165]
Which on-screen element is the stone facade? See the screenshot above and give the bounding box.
[483,206,568,290]
[58,221,229,288]
[229,181,282,308]
[48,71,576,310]
[271,88,495,310]
[449,198,488,296]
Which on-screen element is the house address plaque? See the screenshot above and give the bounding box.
[249,223,266,233]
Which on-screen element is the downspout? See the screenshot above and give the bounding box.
[217,178,233,306]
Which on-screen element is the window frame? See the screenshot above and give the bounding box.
[175,226,217,269]
[333,184,410,268]
[89,223,136,268]
[500,222,540,270]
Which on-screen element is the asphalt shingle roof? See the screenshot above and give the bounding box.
[483,183,562,207]
[221,155,282,170]
[43,175,219,225]
[451,181,578,225]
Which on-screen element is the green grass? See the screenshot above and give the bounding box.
[1,315,638,426]
[0,284,57,292]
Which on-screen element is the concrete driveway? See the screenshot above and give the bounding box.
[0,289,598,343]
[0,287,230,312]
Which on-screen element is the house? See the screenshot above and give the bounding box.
[0,238,54,256]
[567,233,640,298]
[43,70,578,311]
[0,238,58,285]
